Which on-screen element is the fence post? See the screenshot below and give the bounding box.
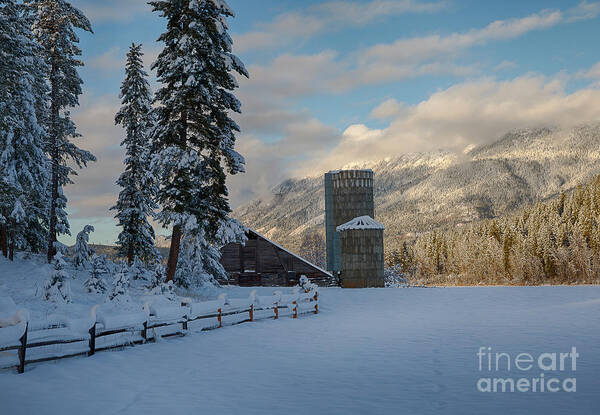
[249,304,254,322]
[142,321,148,342]
[274,304,279,319]
[292,301,297,319]
[18,323,28,374]
[314,292,319,315]
[218,308,222,328]
[88,323,96,356]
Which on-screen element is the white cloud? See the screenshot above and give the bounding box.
[87,47,125,73]
[370,99,404,120]
[61,94,124,244]
[239,4,600,97]
[71,0,151,23]
[362,10,563,65]
[234,0,447,52]
[576,61,600,79]
[306,73,600,174]
[494,60,518,72]
[566,0,600,22]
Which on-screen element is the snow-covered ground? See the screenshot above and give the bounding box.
[1,273,599,414]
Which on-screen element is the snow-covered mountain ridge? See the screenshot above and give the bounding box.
[233,124,600,253]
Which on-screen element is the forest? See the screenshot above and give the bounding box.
[386,175,600,285]
[0,0,247,292]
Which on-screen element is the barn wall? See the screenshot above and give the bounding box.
[219,232,332,287]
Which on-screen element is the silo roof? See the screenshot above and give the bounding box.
[336,215,385,231]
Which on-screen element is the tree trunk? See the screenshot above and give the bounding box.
[164,109,188,282]
[0,222,7,258]
[9,228,15,262]
[165,225,182,282]
[47,61,59,263]
[127,243,134,266]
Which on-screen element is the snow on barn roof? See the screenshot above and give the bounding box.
[336,216,385,232]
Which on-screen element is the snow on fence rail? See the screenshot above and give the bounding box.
[0,288,319,374]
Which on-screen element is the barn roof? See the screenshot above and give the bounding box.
[336,216,385,232]
[248,229,333,278]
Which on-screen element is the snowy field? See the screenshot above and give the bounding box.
[1,284,599,415]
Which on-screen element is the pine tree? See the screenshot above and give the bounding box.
[27,0,95,262]
[73,224,94,269]
[130,255,147,280]
[149,0,248,281]
[84,253,109,293]
[147,262,166,290]
[41,252,72,302]
[111,43,158,265]
[0,0,49,260]
[107,267,130,302]
[175,216,246,287]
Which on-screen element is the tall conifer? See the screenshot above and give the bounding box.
[28,0,95,262]
[111,43,158,264]
[149,0,248,281]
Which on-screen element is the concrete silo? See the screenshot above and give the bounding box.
[336,216,385,288]
[324,169,375,274]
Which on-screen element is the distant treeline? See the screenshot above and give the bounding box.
[387,175,600,285]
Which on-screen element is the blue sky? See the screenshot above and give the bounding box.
[63,0,600,245]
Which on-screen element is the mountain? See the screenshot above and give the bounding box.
[232,124,600,254]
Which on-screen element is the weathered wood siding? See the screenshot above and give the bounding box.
[220,230,332,287]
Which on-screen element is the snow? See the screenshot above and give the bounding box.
[1,283,599,414]
[337,215,385,231]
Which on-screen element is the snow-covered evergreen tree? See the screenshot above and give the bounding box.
[27,0,95,262]
[41,252,72,302]
[84,253,109,294]
[0,0,49,260]
[146,262,175,300]
[73,224,94,269]
[175,217,246,288]
[149,0,248,281]
[147,262,166,290]
[111,43,158,265]
[130,256,147,280]
[84,271,108,294]
[107,267,130,302]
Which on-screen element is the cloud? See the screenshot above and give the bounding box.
[306,73,600,174]
[87,44,161,76]
[576,61,600,79]
[239,4,599,97]
[228,103,340,206]
[370,99,404,120]
[61,95,125,244]
[362,10,563,65]
[494,60,518,72]
[234,0,447,52]
[71,0,151,23]
[566,0,600,22]
[87,47,125,73]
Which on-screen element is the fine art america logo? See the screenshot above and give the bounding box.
[476,347,578,393]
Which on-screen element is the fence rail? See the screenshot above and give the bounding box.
[0,290,319,374]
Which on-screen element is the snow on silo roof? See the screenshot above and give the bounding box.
[336,216,385,232]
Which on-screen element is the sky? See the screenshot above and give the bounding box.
[63,0,600,245]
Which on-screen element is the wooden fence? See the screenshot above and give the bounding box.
[0,290,318,374]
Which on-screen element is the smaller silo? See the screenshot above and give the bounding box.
[336,216,385,288]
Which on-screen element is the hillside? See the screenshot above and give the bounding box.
[233,124,600,253]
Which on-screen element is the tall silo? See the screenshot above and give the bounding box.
[325,169,375,273]
[336,216,385,288]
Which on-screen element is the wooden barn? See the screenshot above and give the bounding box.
[219,229,333,287]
